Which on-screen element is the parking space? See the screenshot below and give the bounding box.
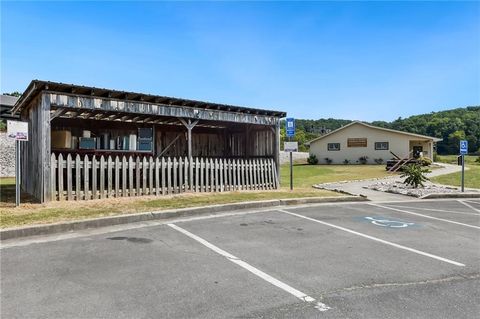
[1,199,479,318]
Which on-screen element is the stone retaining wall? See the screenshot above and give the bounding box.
[0,132,15,177]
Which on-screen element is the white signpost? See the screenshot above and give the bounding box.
[7,120,29,206]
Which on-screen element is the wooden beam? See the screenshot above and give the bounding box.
[50,108,67,120]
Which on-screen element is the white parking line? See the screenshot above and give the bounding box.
[167,223,331,312]
[383,204,480,216]
[458,200,480,213]
[370,203,480,230]
[277,209,465,267]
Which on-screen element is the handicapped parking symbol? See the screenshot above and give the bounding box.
[364,217,414,228]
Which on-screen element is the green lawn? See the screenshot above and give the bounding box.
[431,164,480,189]
[431,155,480,189]
[280,164,390,188]
[0,164,390,229]
[435,155,480,165]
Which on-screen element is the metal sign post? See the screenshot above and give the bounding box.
[15,140,21,206]
[460,140,468,192]
[285,118,296,190]
[284,141,298,190]
[7,120,29,206]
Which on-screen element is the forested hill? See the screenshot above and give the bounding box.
[283,106,480,154]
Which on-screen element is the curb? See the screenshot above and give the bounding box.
[0,196,368,240]
[420,193,480,199]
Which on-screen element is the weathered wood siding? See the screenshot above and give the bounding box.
[50,154,278,200]
[47,92,280,126]
[20,94,51,201]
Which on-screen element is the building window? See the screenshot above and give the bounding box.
[327,143,340,151]
[375,142,389,150]
[347,138,367,147]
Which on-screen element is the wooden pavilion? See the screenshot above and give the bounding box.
[12,80,286,202]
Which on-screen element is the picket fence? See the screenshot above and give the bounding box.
[50,154,279,201]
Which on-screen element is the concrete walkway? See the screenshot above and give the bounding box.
[315,163,465,202]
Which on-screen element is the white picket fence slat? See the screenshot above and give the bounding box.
[50,154,278,200]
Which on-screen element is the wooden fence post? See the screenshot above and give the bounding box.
[135,156,141,196]
[66,154,73,200]
[178,157,183,193]
[92,156,97,199]
[167,157,172,195]
[142,157,147,195]
[128,156,134,197]
[58,153,64,201]
[149,157,154,195]
[173,157,178,194]
[155,157,160,196]
[195,157,199,192]
[84,155,90,200]
[50,154,57,201]
[122,156,127,197]
[114,156,120,197]
[100,156,105,198]
[161,157,166,195]
[107,156,113,198]
[200,158,205,192]
[75,154,81,200]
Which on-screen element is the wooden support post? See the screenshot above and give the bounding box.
[178,118,199,159]
[273,122,281,184]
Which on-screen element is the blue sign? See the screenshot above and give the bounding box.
[286,118,295,137]
[364,217,415,228]
[460,140,468,155]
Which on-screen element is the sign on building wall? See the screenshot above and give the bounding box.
[7,120,29,141]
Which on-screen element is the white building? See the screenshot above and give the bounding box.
[308,121,442,164]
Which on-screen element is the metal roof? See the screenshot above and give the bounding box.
[12,80,287,118]
[1,95,20,120]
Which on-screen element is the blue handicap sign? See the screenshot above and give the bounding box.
[364,217,415,228]
[286,118,295,137]
[460,140,468,155]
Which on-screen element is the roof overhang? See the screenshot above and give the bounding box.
[12,80,287,119]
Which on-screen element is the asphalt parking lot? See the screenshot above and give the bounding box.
[1,199,479,318]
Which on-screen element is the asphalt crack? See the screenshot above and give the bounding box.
[322,273,480,296]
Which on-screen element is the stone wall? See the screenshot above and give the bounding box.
[0,132,15,177]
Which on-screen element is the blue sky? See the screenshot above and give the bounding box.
[1,1,479,121]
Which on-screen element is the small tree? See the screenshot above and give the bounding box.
[307,154,318,165]
[401,164,431,188]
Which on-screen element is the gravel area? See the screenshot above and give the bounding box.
[364,180,478,198]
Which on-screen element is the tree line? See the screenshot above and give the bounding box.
[282,106,480,155]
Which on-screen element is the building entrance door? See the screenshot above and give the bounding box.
[412,146,423,159]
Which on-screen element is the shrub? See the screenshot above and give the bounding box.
[307,154,318,165]
[417,157,432,166]
[475,157,480,164]
[343,159,350,165]
[324,157,332,165]
[400,164,431,188]
[374,158,384,165]
[359,156,368,165]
